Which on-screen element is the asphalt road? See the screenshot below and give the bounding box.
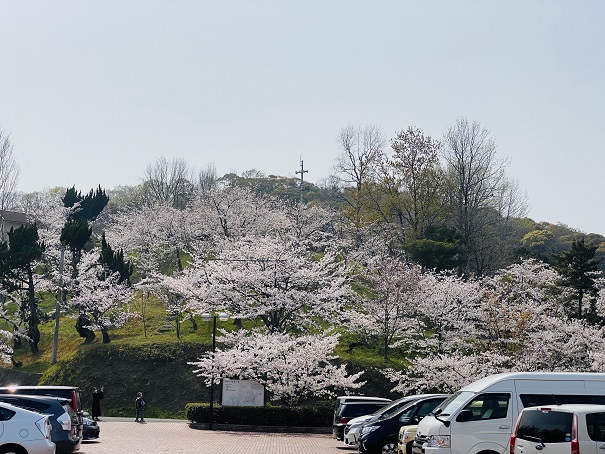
[77,417,351,454]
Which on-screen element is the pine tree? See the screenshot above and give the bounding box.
[554,238,603,321]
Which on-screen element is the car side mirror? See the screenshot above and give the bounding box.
[456,409,474,422]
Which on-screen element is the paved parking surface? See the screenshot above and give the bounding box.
[78,418,353,454]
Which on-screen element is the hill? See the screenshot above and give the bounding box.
[39,341,210,418]
[1,298,399,418]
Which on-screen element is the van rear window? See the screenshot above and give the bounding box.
[517,410,573,443]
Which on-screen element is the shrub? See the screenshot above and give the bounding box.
[185,402,333,427]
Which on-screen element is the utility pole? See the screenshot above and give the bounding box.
[295,159,308,203]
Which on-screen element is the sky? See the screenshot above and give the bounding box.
[1,0,604,234]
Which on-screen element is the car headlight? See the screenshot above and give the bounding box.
[402,429,413,443]
[361,425,380,436]
[428,435,450,448]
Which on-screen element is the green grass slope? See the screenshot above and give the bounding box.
[1,296,402,418]
[39,341,210,418]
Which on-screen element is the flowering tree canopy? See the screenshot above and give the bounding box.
[190,330,364,406]
[68,251,133,344]
[188,235,352,334]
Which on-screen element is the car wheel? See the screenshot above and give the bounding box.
[0,446,27,454]
[381,441,398,454]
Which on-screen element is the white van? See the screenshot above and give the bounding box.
[412,372,605,454]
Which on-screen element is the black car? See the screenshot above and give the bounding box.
[358,394,448,454]
[0,394,81,453]
[82,413,100,440]
[333,400,391,440]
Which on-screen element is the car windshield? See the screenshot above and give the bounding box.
[372,397,416,420]
[435,391,473,416]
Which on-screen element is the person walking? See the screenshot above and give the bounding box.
[91,386,104,421]
[135,391,145,422]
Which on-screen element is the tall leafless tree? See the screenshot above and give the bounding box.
[195,163,219,196]
[334,124,384,228]
[442,118,526,275]
[0,128,20,241]
[141,157,193,209]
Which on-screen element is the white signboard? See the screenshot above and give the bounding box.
[221,379,265,407]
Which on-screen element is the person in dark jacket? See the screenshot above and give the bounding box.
[91,386,104,421]
[135,391,145,422]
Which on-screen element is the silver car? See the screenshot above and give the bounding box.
[0,401,55,454]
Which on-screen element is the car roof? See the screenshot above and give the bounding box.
[0,394,69,404]
[461,372,605,392]
[0,385,79,390]
[341,400,391,405]
[336,396,391,402]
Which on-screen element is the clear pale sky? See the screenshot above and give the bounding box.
[2,1,604,234]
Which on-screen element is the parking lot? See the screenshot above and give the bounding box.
[77,417,350,454]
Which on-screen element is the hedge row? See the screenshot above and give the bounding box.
[185,401,333,427]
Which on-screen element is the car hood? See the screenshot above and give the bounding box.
[347,414,374,426]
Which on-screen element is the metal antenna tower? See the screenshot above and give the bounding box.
[295,159,308,203]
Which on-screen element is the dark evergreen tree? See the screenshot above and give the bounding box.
[553,238,603,321]
[99,233,133,285]
[60,186,110,343]
[63,185,109,221]
[404,225,462,272]
[60,219,92,272]
[0,224,45,353]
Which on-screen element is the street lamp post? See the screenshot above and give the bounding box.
[201,312,229,430]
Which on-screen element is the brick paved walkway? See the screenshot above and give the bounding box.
[78,418,352,454]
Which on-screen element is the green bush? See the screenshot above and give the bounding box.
[185,402,333,427]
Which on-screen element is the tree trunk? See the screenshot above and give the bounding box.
[26,264,40,354]
[101,327,111,344]
[75,314,96,343]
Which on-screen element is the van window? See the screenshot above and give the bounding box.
[517,410,572,443]
[520,394,605,407]
[461,393,510,420]
[586,412,605,441]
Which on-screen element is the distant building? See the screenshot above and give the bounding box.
[0,210,28,242]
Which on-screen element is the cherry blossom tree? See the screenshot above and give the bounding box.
[476,259,563,355]
[0,288,26,364]
[190,330,365,406]
[192,185,289,240]
[383,259,605,394]
[411,271,481,355]
[139,271,202,338]
[187,235,352,334]
[68,251,133,343]
[383,351,513,393]
[106,201,212,276]
[347,249,422,358]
